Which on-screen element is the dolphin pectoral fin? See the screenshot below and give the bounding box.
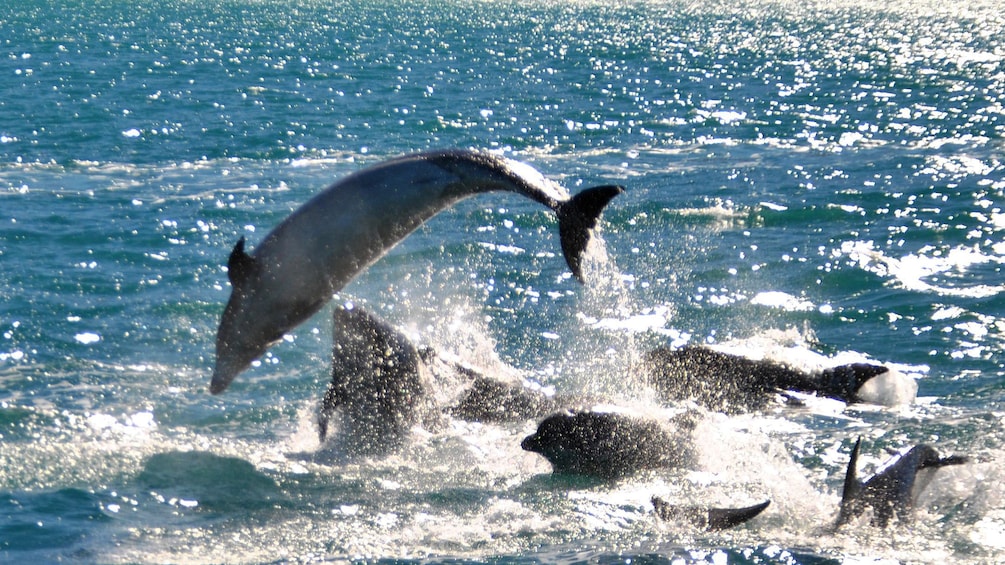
[227,236,257,286]
[652,496,770,531]
[557,185,624,282]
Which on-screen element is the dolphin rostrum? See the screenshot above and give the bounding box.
[211,149,623,393]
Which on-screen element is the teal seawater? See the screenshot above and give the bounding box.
[1,0,1003,563]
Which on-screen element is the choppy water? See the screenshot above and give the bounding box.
[2,0,1004,563]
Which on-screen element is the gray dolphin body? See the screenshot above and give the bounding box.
[211,149,623,393]
[836,437,968,528]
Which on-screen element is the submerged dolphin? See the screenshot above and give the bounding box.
[211,149,623,393]
[836,437,968,528]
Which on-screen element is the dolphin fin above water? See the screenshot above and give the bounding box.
[652,496,770,531]
[211,149,623,394]
[556,184,623,282]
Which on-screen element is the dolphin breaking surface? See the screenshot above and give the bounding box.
[211,149,623,393]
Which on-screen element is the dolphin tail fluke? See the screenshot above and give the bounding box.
[557,185,624,282]
[652,496,770,531]
[836,437,864,527]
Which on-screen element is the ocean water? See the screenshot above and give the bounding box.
[1,0,1004,562]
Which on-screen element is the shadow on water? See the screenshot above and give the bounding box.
[135,450,286,513]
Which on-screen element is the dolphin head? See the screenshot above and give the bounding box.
[211,302,271,394]
[210,238,274,394]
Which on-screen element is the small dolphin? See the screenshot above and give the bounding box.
[836,437,968,528]
[211,149,623,393]
[651,496,770,531]
[521,410,694,480]
[643,345,890,414]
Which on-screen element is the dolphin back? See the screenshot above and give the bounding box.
[557,185,624,282]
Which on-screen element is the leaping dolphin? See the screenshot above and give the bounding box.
[211,149,624,393]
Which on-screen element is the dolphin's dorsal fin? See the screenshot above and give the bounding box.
[836,437,863,527]
[227,237,257,286]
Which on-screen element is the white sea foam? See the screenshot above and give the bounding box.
[837,240,1005,298]
[74,332,101,345]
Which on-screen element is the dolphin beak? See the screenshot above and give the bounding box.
[209,354,246,394]
[520,435,539,452]
[209,368,234,394]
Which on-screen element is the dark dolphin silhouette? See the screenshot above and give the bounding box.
[318,304,433,456]
[836,437,968,528]
[318,304,571,455]
[520,410,696,480]
[643,345,889,414]
[651,496,770,531]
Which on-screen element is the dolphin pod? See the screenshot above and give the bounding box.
[308,301,965,532]
[211,149,623,393]
[207,147,970,535]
